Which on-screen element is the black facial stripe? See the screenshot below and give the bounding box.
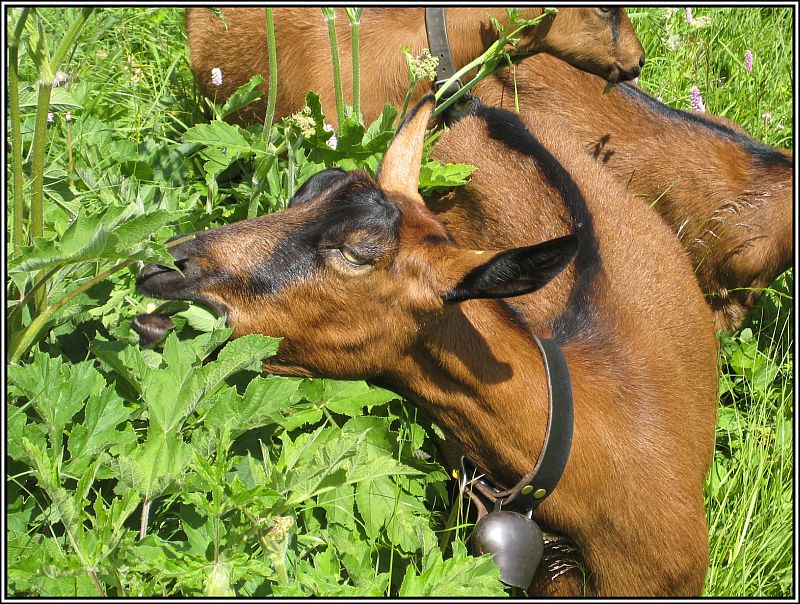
[246,173,400,295]
[610,8,621,45]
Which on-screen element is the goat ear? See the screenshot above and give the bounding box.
[444,235,579,303]
[377,94,434,197]
[289,168,347,207]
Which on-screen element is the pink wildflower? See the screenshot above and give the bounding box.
[47,112,54,122]
[211,67,223,87]
[690,86,705,113]
[744,50,753,73]
[323,123,337,149]
[684,7,694,25]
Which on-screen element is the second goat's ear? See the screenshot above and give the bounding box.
[444,235,579,303]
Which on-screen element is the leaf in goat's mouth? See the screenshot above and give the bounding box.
[176,303,226,332]
[603,81,618,94]
[132,313,175,347]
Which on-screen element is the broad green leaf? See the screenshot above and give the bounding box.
[183,120,253,152]
[318,483,356,529]
[9,207,174,274]
[188,325,235,361]
[91,488,140,560]
[353,461,437,554]
[7,495,37,585]
[67,388,131,473]
[111,430,192,499]
[180,501,215,558]
[418,159,476,195]
[328,524,391,590]
[74,456,103,512]
[284,431,366,506]
[322,380,398,416]
[23,437,83,547]
[347,454,422,484]
[205,561,235,596]
[90,339,149,396]
[142,333,196,434]
[183,121,263,179]
[19,85,84,110]
[276,402,324,432]
[9,351,104,438]
[398,540,506,596]
[176,304,223,332]
[204,374,302,431]
[221,74,265,117]
[363,103,399,145]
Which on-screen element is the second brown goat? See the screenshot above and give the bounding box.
[185,7,644,125]
[473,53,793,331]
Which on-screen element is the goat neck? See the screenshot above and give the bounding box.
[384,297,553,489]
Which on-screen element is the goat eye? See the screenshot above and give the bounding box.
[597,7,613,15]
[340,247,369,266]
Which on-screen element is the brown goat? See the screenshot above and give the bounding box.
[137,98,717,595]
[185,7,644,125]
[472,53,793,331]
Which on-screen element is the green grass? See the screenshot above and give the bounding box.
[6,7,793,597]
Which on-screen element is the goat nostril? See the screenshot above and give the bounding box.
[639,55,646,69]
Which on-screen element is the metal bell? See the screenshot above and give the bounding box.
[472,510,544,589]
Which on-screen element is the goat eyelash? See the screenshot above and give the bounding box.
[339,247,370,266]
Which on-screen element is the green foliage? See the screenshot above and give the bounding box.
[6,7,489,596]
[5,6,792,598]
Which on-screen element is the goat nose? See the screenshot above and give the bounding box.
[639,54,646,69]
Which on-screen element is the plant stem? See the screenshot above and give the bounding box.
[397,77,419,125]
[66,119,74,177]
[139,497,151,540]
[261,8,278,139]
[8,258,135,362]
[432,10,554,118]
[87,567,107,597]
[347,8,363,122]
[9,8,31,257]
[285,133,303,202]
[49,8,94,76]
[28,7,95,318]
[351,20,360,120]
[8,265,61,324]
[30,84,54,316]
[322,8,345,127]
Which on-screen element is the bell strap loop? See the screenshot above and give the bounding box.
[463,334,574,516]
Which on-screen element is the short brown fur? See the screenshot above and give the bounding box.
[185,7,644,125]
[473,53,793,331]
[138,98,717,596]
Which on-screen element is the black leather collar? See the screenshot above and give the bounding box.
[425,8,463,98]
[462,334,574,517]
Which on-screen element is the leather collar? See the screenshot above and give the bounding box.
[425,8,463,98]
[461,334,574,518]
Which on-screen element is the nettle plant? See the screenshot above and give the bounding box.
[7,7,501,597]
